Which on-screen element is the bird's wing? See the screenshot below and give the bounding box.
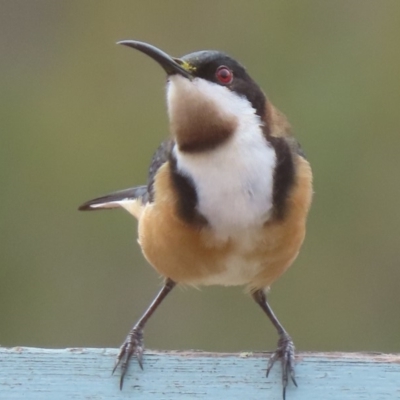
[78,139,174,217]
[146,138,174,202]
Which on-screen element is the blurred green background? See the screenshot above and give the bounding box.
[1,1,400,355]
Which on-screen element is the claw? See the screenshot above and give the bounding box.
[112,360,120,375]
[266,333,296,399]
[266,351,279,377]
[137,350,144,370]
[113,327,144,389]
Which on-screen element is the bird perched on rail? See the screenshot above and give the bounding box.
[79,40,313,399]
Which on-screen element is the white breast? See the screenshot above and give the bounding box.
[174,104,276,242]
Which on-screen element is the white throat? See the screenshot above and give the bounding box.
[170,77,277,241]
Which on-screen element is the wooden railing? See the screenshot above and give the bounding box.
[1,347,399,399]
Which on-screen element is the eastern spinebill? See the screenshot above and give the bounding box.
[79,40,313,399]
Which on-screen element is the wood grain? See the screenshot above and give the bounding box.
[1,348,399,399]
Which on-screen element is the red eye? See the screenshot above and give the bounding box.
[216,66,233,84]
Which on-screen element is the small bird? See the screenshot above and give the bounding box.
[79,40,313,399]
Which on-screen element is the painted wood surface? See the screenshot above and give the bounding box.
[1,347,399,399]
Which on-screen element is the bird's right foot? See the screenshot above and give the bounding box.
[266,332,297,400]
[112,326,144,389]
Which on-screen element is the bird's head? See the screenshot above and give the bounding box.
[118,40,270,153]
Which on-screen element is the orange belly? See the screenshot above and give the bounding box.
[138,156,312,291]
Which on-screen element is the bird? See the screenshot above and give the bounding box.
[79,40,313,399]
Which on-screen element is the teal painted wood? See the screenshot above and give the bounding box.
[0,348,399,399]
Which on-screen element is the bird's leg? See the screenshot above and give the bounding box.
[252,289,297,400]
[113,278,176,389]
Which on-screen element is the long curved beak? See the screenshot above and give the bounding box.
[117,40,193,79]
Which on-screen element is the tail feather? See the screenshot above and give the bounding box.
[78,185,148,218]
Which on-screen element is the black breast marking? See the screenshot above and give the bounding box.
[269,136,296,220]
[168,152,208,227]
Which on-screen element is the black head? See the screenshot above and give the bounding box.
[179,51,266,119]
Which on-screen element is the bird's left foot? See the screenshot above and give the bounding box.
[266,332,297,400]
